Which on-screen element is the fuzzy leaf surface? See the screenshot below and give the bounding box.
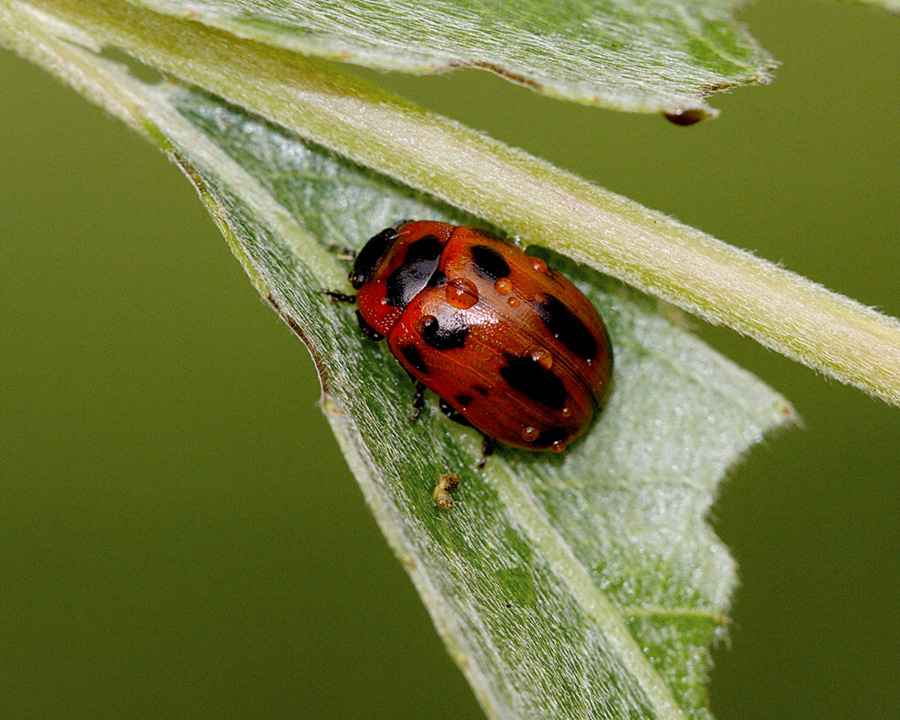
[0,10,795,719]
[130,0,777,115]
[149,82,791,719]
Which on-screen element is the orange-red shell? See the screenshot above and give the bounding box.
[353,222,613,452]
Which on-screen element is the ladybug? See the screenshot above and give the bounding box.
[327,221,613,458]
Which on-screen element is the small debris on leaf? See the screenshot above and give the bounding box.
[433,473,461,511]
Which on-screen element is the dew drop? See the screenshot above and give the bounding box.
[415,314,438,335]
[529,347,553,370]
[550,440,566,453]
[664,107,708,126]
[561,406,572,418]
[507,296,521,308]
[494,277,512,295]
[521,426,540,443]
[445,277,479,309]
[531,258,547,273]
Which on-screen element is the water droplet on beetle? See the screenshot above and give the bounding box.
[494,277,512,295]
[521,426,539,443]
[507,296,521,308]
[529,347,553,370]
[415,314,437,335]
[531,258,547,273]
[445,277,478,309]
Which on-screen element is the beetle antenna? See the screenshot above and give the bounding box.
[320,290,356,303]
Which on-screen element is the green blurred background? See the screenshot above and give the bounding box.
[1,1,897,718]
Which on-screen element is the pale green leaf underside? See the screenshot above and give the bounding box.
[129,0,776,115]
[167,85,792,719]
[0,10,796,719]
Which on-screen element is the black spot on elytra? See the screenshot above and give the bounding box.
[471,245,511,281]
[401,344,428,374]
[385,234,443,308]
[351,227,396,289]
[454,394,473,408]
[499,354,567,409]
[427,269,447,287]
[355,310,384,341]
[420,313,469,350]
[532,294,597,360]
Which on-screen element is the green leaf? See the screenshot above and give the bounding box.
[128,0,777,117]
[10,0,900,406]
[0,10,796,717]
[165,84,793,720]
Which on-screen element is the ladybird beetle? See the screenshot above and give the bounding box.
[331,221,613,455]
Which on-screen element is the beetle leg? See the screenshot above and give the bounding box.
[355,310,385,341]
[478,435,495,469]
[438,397,473,427]
[327,244,357,260]
[320,290,357,303]
[411,381,427,420]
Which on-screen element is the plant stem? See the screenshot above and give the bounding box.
[8,0,900,406]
